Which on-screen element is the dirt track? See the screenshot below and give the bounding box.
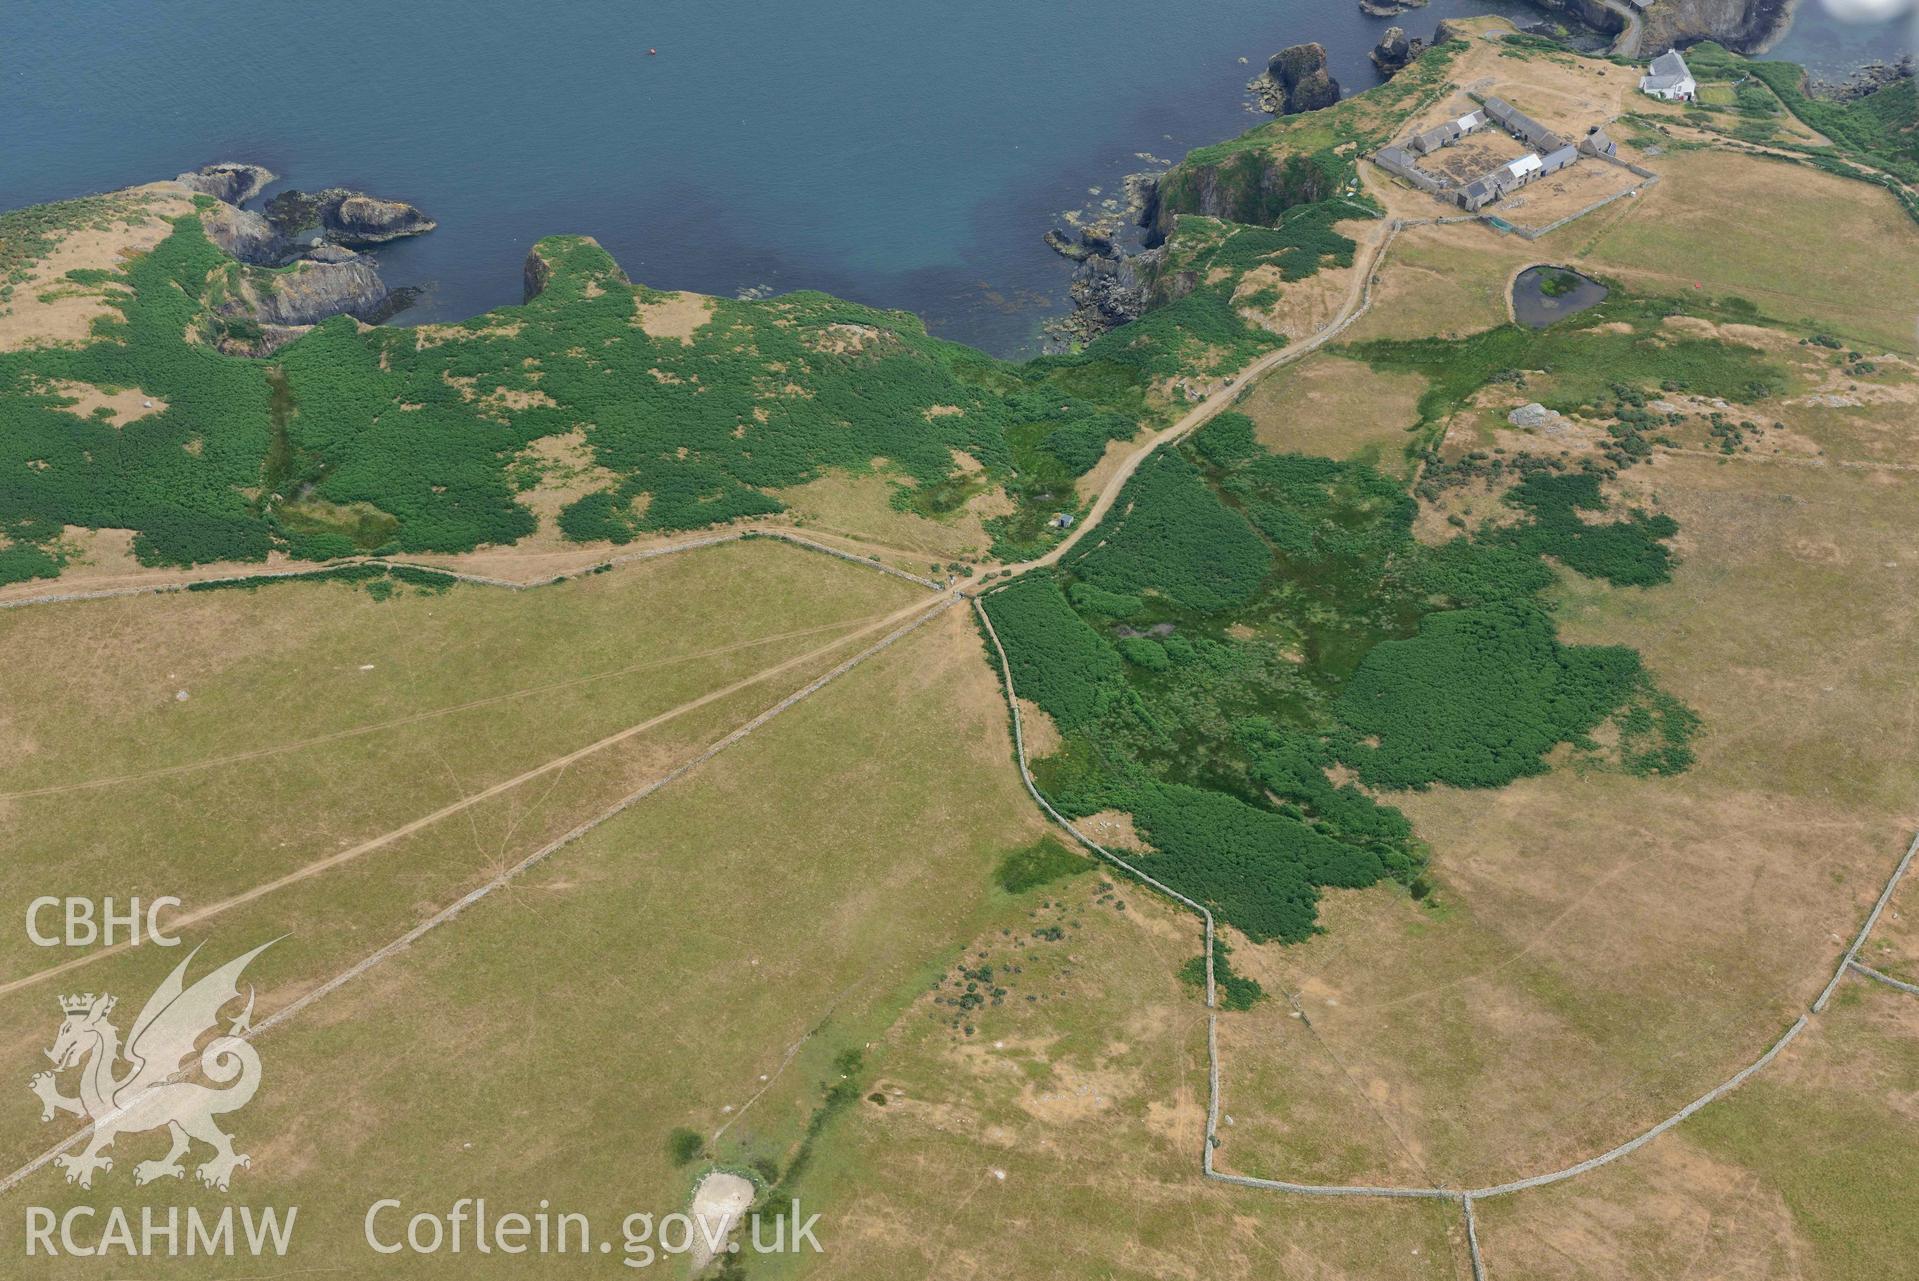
[0,611,899,802]
[0,588,949,1002]
[982,211,1408,584]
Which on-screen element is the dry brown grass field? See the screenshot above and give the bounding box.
[6,596,1053,1278]
[1237,353,1425,476]
[1568,147,1919,353]
[1473,981,1919,1279]
[751,883,1472,1281]
[0,540,934,1167]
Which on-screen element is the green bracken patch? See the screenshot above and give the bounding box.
[994,836,1089,894]
[986,375,1699,942]
[0,221,1167,580]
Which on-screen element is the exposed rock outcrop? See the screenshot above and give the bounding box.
[1359,0,1427,15]
[226,254,390,328]
[1638,0,1796,54]
[1527,0,1792,53]
[174,162,276,205]
[1810,56,1915,102]
[1044,228,1097,262]
[1432,18,1474,44]
[1524,0,1630,41]
[327,194,438,245]
[1046,246,1163,349]
[265,187,437,246]
[198,202,280,264]
[523,244,557,303]
[1137,146,1342,247]
[1252,43,1342,115]
[301,241,360,264]
[1370,26,1425,75]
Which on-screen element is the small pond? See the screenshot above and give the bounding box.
[1512,266,1609,328]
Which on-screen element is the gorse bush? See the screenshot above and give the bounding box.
[1130,782,1382,944]
[1499,471,1677,586]
[984,577,1128,733]
[1180,938,1265,1011]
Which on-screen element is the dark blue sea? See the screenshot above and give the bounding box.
[3,0,1908,356]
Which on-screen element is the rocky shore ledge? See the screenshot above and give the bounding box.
[172,162,435,354]
[1040,169,1165,349]
[264,187,439,247]
[1358,0,1427,17]
[1809,56,1915,102]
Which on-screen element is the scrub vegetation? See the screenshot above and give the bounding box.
[1344,290,1790,460]
[0,222,1161,581]
[985,398,1695,943]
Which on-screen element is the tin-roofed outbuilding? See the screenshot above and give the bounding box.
[1410,109,1488,155]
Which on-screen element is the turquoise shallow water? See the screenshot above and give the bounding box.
[3,1,1906,355]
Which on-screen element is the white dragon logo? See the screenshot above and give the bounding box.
[28,941,274,1191]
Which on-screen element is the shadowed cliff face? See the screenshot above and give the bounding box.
[1642,0,1798,54]
[1532,0,1797,53]
[1139,148,1345,246]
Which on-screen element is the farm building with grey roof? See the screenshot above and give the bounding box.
[1482,97,1565,152]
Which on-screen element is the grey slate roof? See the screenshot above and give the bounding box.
[1641,49,1693,93]
[1481,96,1565,151]
[1648,50,1689,79]
[1372,145,1444,192]
[1539,144,1579,173]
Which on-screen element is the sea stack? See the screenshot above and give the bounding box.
[1261,43,1342,115]
[1371,26,1425,75]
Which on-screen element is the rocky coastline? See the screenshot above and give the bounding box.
[1809,55,1915,102]
[1040,169,1164,350]
[172,162,436,354]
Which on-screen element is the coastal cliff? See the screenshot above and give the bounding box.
[225,254,390,328]
[1139,147,1345,246]
[1639,0,1797,54]
[1527,0,1628,39]
[1528,0,1795,53]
